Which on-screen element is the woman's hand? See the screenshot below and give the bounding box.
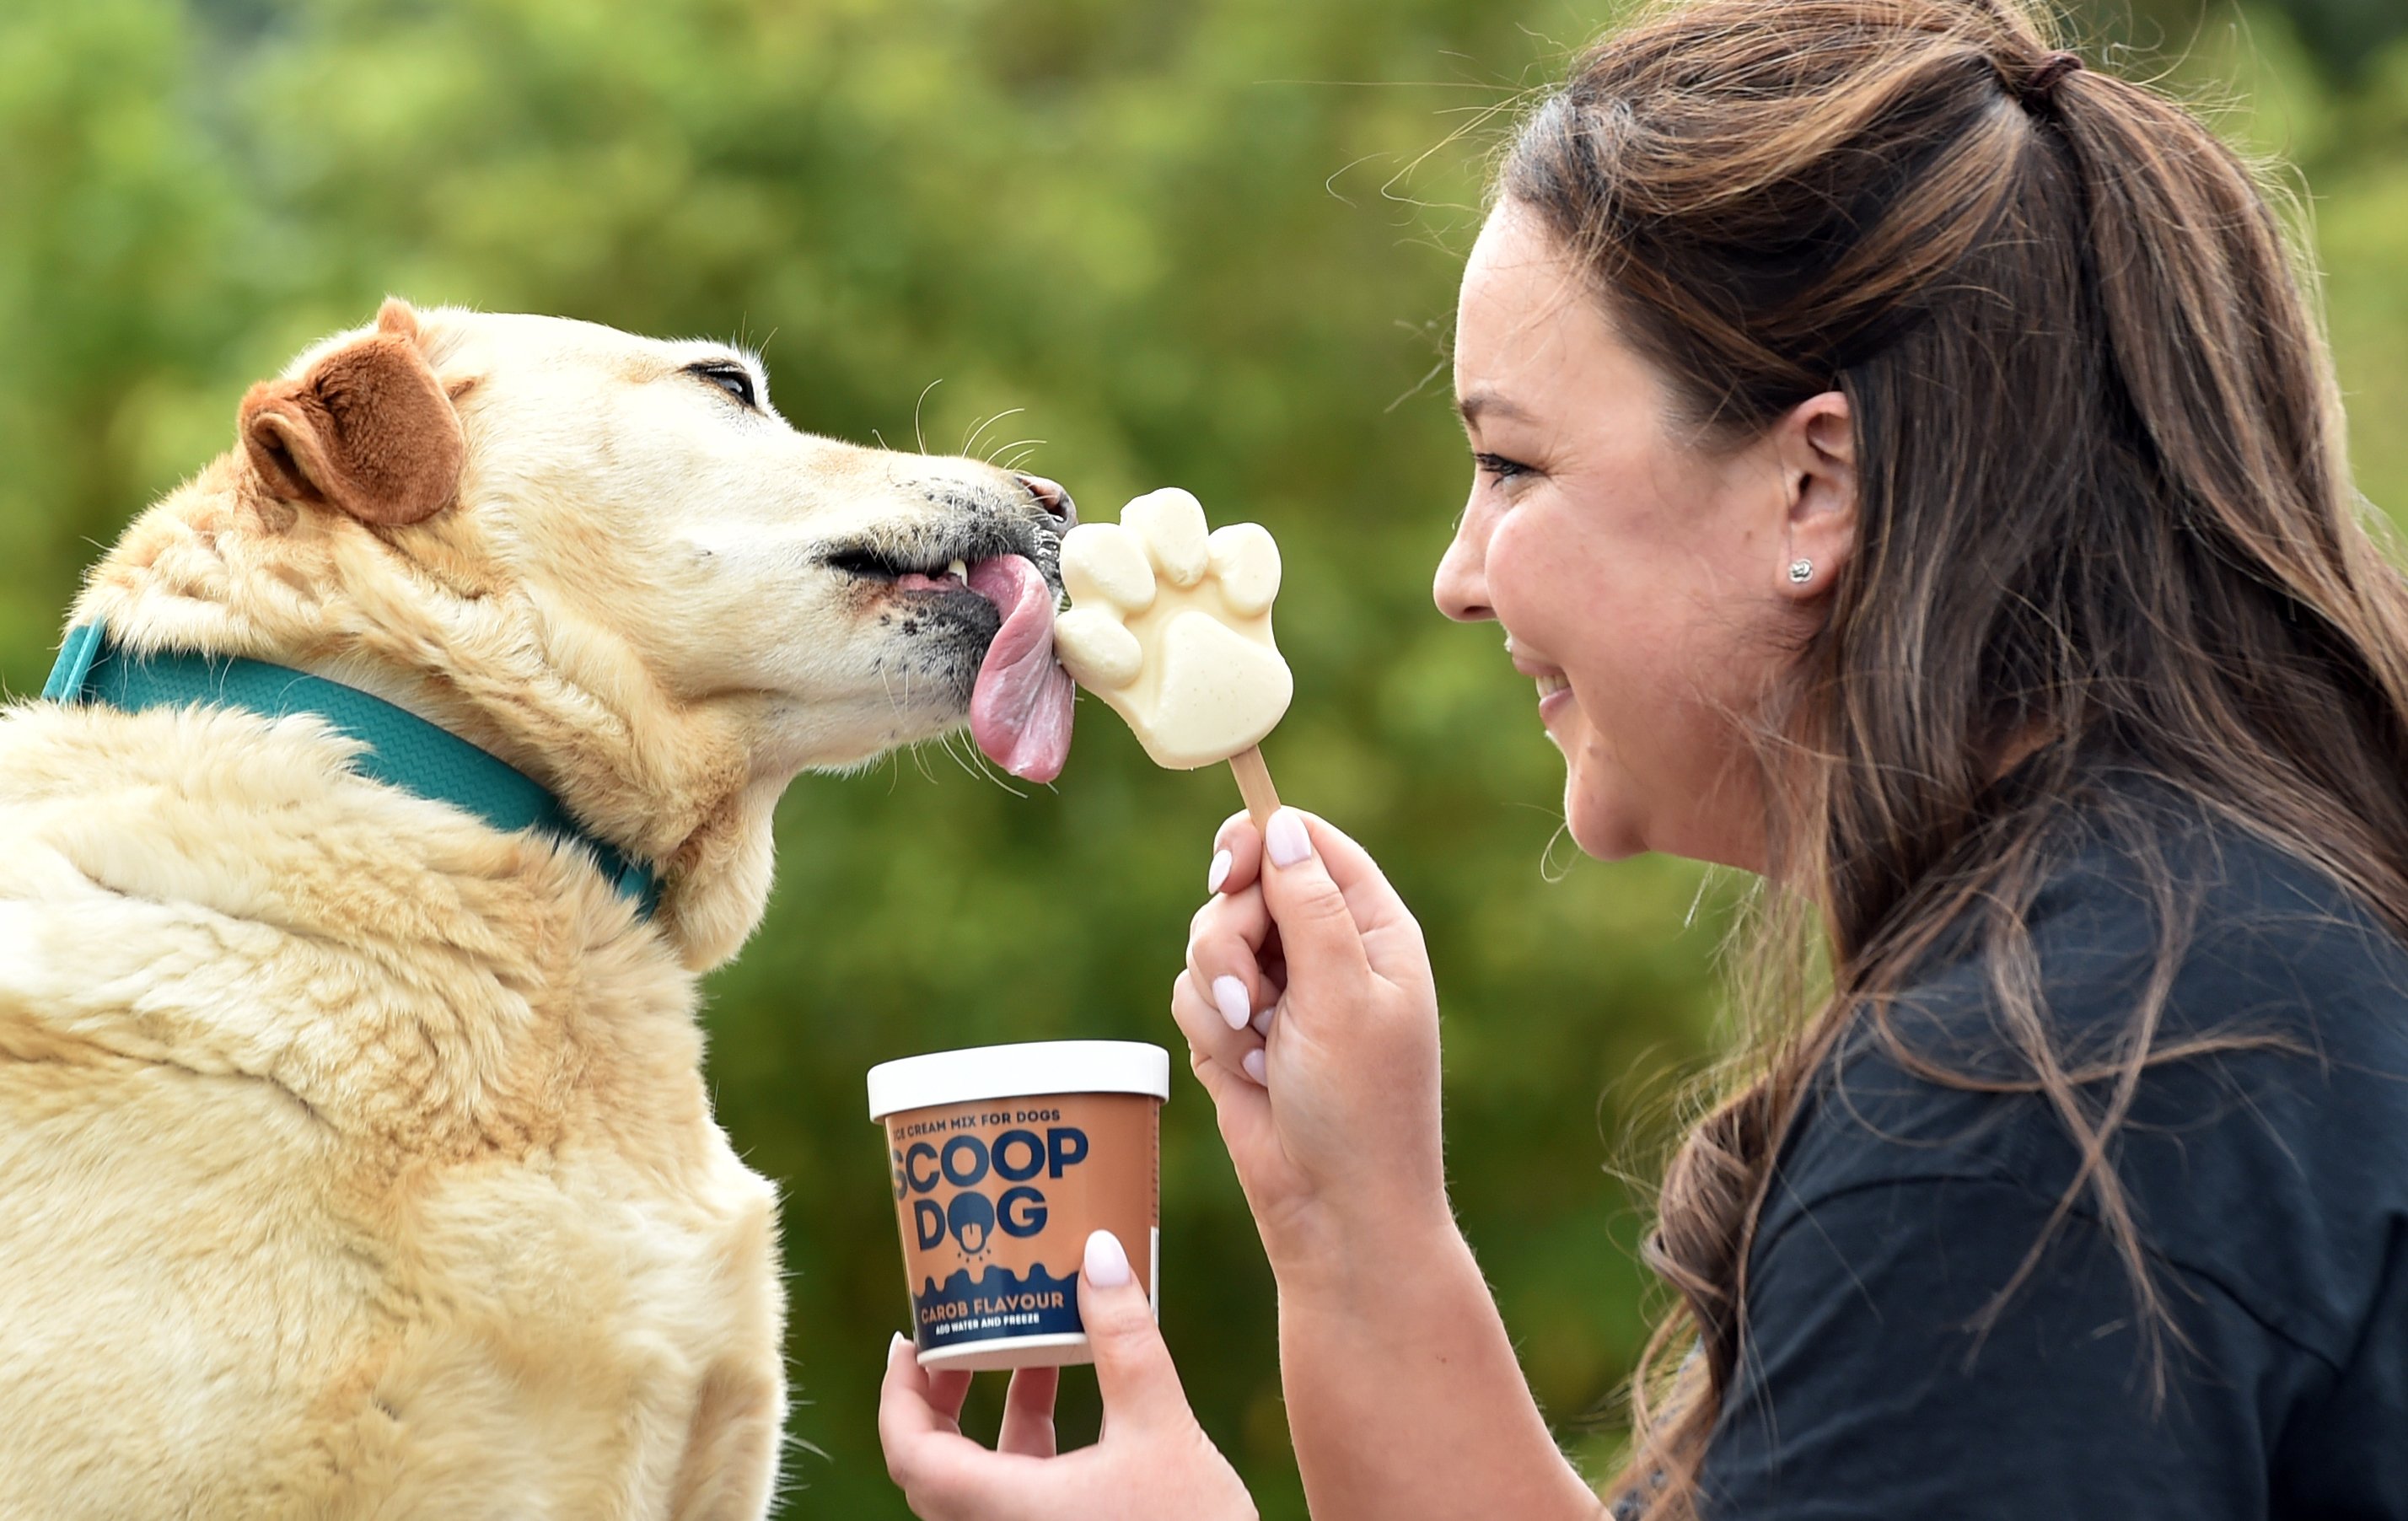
[878,1229,1256,1521]
[1175,811,1604,1521]
[1174,808,1450,1274]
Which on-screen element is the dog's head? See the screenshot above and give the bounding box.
[77,299,1076,967]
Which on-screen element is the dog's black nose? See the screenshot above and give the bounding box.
[1014,472,1077,529]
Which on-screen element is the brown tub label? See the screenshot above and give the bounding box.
[884,1092,1158,1352]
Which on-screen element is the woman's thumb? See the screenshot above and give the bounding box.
[1079,1229,1190,1432]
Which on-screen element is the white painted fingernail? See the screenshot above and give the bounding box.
[1242,1048,1267,1085]
[1265,808,1312,868]
[1252,1005,1274,1035]
[890,1331,912,1358]
[1084,1228,1132,1288]
[1212,975,1251,1030]
[1207,848,1234,894]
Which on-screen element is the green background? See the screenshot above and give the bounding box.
[3,0,2401,1513]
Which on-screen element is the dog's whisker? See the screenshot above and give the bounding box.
[962,407,1025,460]
[873,667,959,793]
[983,435,1045,465]
[894,694,946,790]
[936,730,981,785]
[939,727,1031,799]
[962,737,1020,796]
[935,731,976,780]
[961,407,1026,462]
[909,739,938,786]
[913,378,943,455]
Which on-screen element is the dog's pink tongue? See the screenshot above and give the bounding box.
[967,554,1075,782]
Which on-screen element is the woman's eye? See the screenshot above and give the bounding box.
[1474,451,1534,481]
[690,363,758,409]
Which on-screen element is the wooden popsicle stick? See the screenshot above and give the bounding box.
[1228,744,1281,835]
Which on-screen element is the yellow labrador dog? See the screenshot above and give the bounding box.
[0,300,1076,1518]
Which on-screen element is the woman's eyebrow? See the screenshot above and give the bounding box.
[1457,390,1533,426]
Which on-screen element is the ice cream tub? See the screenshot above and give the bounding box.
[868,1040,1168,1371]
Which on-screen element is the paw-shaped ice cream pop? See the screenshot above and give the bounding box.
[1054,489,1292,771]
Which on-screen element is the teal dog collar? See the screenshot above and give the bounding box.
[43,621,659,916]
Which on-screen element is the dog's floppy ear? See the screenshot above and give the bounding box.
[239,298,465,526]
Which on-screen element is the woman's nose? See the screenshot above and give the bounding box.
[1433,504,1494,623]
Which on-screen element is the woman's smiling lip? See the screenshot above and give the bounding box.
[1535,678,1576,723]
[1506,642,1578,720]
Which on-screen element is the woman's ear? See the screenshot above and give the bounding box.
[1775,390,1857,597]
[239,298,465,526]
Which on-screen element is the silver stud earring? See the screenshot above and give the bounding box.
[1787,558,1815,584]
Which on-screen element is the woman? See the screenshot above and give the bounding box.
[880,1,2408,1515]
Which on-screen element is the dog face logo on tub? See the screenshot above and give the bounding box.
[894,1120,1089,1260]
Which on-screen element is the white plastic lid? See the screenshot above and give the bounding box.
[867,1040,1172,1121]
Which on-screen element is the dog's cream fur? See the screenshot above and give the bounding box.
[0,302,1065,1518]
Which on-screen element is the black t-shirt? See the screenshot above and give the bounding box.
[1697,789,2408,1518]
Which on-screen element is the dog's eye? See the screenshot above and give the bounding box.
[688,362,758,410]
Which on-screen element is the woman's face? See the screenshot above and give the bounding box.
[1434,202,1855,873]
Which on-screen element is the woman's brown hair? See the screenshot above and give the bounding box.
[1502,1,2408,1513]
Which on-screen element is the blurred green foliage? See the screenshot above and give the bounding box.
[1,1,2400,1513]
